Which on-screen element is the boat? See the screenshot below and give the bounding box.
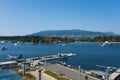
[0,41,5,44]
[0,46,7,50]
[62,43,66,46]
[14,43,18,46]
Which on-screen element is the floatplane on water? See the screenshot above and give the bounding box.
[99,41,112,47]
[6,54,23,61]
[0,46,7,50]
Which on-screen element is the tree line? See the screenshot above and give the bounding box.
[0,36,75,44]
[0,36,120,44]
[77,36,120,42]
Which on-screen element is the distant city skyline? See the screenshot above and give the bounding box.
[0,0,120,36]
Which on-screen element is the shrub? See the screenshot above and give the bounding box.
[17,71,36,80]
[45,70,68,80]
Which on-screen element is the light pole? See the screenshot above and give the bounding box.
[38,69,42,80]
[44,58,47,70]
[23,59,25,76]
[78,65,81,80]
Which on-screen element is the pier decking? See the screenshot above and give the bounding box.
[0,53,76,67]
[0,61,17,66]
[26,53,77,62]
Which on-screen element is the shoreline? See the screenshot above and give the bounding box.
[11,41,120,45]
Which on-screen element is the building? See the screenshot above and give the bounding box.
[109,69,120,80]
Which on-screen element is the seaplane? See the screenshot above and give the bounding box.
[0,46,7,50]
[96,65,118,71]
[95,64,120,80]
[0,42,7,50]
[99,41,112,47]
[6,54,23,61]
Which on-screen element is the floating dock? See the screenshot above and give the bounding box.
[26,53,77,62]
[0,53,77,67]
[0,61,17,66]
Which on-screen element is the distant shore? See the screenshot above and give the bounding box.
[19,41,120,45]
[74,41,120,44]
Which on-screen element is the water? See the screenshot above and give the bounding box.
[0,70,23,80]
[0,42,120,71]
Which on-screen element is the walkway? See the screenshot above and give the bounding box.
[46,64,100,80]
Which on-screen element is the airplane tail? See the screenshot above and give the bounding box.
[17,54,22,59]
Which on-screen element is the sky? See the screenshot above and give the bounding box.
[0,0,120,36]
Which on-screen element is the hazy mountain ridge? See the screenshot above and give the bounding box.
[28,29,117,38]
[105,32,117,36]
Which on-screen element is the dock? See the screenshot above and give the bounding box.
[26,53,77,62]
[0,61,17,66]
[0,53,77,67]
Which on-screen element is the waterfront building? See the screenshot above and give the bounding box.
[109,69,120,80]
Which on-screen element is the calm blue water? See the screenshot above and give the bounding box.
[0,42,120,71]
[0,70,23,80]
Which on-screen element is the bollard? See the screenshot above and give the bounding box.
[38,69,42,80]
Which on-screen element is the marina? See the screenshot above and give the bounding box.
[1,0,120,79]
[0,42,120,80]
[0,52,120,80]
[0,42,120,71]
[0,53,104,80]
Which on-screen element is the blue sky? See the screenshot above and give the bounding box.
[0,0,120,36]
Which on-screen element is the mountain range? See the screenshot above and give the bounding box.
[28,29,117,39]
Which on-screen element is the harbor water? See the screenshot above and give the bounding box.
[0,42,120,71]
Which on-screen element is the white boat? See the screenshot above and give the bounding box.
[0,41,5,44]
[62,43,65,46]
[14,43,18,46]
